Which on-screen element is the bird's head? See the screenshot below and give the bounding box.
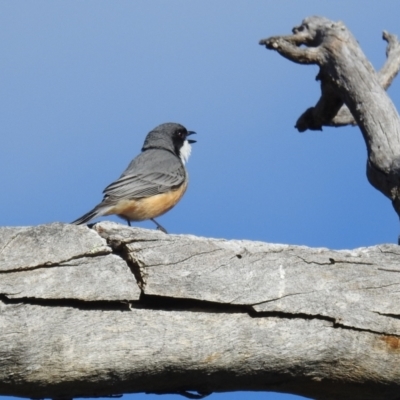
[142,122,196,164]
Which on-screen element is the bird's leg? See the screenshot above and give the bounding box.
[151,218,168,234]
[127,220,131,227]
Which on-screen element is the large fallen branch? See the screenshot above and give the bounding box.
[1,222,400,400]
[259,16,400,222]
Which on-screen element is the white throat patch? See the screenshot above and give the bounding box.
[179,140,192,164]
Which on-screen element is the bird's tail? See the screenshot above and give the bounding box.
[72,206,104,225]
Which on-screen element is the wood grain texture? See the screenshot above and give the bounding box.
[323,30,400,127]
[260,17,400,220]
[97,222,400,335]
[0,223,140,301]
[2,222,400,400]
[0,254,139,301]
[0,223,110,271]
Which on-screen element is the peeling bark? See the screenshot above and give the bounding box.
[259,16,400,221]
[2,222,400,400]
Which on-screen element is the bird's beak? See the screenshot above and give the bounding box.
[187,131,196,144]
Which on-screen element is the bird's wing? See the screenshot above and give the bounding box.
[102,163,186,200]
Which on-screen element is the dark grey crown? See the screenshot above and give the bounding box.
[142,123,194,156]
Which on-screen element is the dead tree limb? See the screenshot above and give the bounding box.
[259,16,400,222]
[332,31,400,127]
[2,222,400,400]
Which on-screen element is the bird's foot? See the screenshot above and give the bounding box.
[151,218,168,234]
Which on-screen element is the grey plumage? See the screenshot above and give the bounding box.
[103,149,186,200]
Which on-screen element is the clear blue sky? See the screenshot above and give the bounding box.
[1,1,399,400]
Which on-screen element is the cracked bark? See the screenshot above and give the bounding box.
[2,222,400,400]
[259,16,400,224]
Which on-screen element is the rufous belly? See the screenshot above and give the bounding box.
[104,181,187,221]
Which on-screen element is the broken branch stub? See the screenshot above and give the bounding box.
[260,16,400,221]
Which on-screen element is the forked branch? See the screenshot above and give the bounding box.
[260,16,400,223]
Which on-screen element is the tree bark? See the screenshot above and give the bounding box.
[2,222,400,400]
[259,16,400,221]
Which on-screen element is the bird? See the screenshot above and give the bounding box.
[72,122,196,233]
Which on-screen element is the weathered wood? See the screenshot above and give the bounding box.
[0,223,110,271]
[0,254,139,301]
[2,302,400,400]
[2,222,400,400]
[0,223,139,301]
[97,223,400,335]
[328,31,400,127]
[259,17,400,221]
